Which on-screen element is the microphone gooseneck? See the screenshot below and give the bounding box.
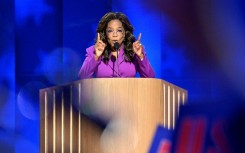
[113,42,120,77]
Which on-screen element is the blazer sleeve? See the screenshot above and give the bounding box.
[78,46,101,79]
[134,47,155,78]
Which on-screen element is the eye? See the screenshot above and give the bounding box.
[117,29,123,33]
[107,29,113,33]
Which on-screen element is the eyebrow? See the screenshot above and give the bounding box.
[106,27,124,29]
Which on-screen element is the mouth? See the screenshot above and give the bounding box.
[112,40,118,43]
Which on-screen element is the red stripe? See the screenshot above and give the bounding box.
[176,118,193,153]
[192,118,207,153]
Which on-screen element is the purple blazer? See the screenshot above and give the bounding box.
[78,45,155,78]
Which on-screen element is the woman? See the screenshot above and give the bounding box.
[78,12,155,78]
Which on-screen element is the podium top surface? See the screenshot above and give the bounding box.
[40,78,187,92]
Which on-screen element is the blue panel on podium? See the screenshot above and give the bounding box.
[149,125,173,153]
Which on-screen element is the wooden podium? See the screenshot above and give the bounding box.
[40,78,187,153]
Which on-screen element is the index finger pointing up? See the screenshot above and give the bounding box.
[137,33,142,42]
[97,33,101,41]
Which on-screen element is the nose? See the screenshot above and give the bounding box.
[112,31,118,36]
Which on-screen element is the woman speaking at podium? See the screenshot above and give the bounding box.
[78,12,155,79]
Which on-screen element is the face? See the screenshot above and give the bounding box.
[106,19,125,49]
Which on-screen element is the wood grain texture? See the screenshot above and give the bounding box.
[40,78,187,153]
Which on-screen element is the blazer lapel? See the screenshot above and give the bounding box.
[117,47,124,65]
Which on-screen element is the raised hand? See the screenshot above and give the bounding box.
[94,33,106,60]
[133,33,143,59]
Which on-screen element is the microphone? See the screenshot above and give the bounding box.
[114,42,120,51]
[113,42,120,77]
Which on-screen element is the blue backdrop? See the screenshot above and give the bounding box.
[1,0,245,152]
